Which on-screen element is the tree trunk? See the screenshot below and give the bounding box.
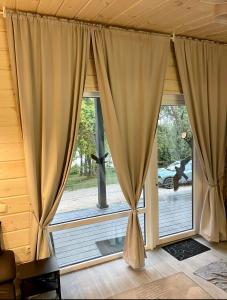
[88,156,92,176]
[80,153,83,176]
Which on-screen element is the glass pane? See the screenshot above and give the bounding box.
[52,214,145,267]
[157,105,193,237]
[52,98,144,225]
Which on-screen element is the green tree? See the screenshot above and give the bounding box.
[76,98,97,177]
[157,124,172,166]
[158,106,192,167]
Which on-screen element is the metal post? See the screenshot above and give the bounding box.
[95,98,108,208]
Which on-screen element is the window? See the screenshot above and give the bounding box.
[49,97,146,269]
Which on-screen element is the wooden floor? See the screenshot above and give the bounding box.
[60,237,227,299]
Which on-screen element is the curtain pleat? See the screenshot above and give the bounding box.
[174,38,227,242]
[6,11,90,259]
[92,28,169,268]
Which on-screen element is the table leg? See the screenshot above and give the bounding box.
[56,271,61,300]
[20,281,25,300]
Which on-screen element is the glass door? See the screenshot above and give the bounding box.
[147,96,197,248]
[157,104,193,239]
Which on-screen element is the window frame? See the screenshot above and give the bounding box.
[147,93,199,249]
[48,92,147,274]
[48,92,201,274]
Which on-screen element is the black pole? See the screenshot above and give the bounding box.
[95,98,108,209]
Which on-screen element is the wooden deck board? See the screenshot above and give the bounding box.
[52,189,192,267]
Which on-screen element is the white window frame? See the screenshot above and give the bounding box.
[48,93,201,274]
[48,91,148,274]
[146,93,200,249]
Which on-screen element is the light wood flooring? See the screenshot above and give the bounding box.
[60,236,227,299]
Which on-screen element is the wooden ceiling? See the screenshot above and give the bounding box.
[1,0,227,42]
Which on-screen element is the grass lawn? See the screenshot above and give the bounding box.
[65,168,118,191]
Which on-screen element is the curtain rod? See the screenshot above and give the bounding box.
[1,7,226,45]
[0,7,176,42]
[0,6,171,39]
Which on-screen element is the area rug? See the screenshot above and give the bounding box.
[162,238,210,261]
[194,259,227,293]
[109,272,212,299]
[96,236,125,256]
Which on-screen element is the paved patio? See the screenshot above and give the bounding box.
[51,185,192,267]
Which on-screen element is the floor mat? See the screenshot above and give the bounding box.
[96,236,125,256]
[194,259,227,293]
[162,238,210,261]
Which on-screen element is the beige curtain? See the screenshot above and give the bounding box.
[174,38,227,242]
[6,11,90,259]
[92,28,169,269]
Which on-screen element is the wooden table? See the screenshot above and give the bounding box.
[17,256,61,299]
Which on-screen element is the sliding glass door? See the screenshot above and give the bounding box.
[148,95,196,247]
[157,104,193,238]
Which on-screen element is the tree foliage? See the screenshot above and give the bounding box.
[70,101,192,179]
[75,98,97,176]
[158,106,192,167]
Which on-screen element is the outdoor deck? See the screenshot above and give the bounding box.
[51,186,192,268]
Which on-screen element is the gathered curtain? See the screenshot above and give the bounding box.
[6,11,90,259]
[174,38,227,242]
[92,28,170,269]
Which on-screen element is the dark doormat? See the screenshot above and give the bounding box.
[162,238,210,261]
[96,236,125,256]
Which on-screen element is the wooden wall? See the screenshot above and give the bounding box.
[85,45,182,94]
[0,16,182,264]
[0,16,31,263]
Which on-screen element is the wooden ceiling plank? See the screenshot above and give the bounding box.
[198,23,227,36]
[124,0,181,27]
[207,27,227,37]
[183,21,227,36]
[138,0,200,32]
[209,33,227,40]
[91,0,142,24]
[16,0,40,12]
[37,0,65,15]
[76,0,115,20]
[156,1,211,29]
[56,0,91,18]
[174,14,214,34]
[169,6,213,33]
[94,0,142,23]
[106,0,163,25]
[0,0,227,43]
[0,0,15,10]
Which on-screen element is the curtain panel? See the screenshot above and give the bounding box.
[92,28,170,269]
[174,38,227,242]
[6,11,90,259]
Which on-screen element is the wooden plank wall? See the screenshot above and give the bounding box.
[0,16,182,264]
[0,16,31,263]
[85,44,182,94]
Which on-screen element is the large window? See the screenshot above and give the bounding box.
[49,95,196,270]
[49,97,145,268]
